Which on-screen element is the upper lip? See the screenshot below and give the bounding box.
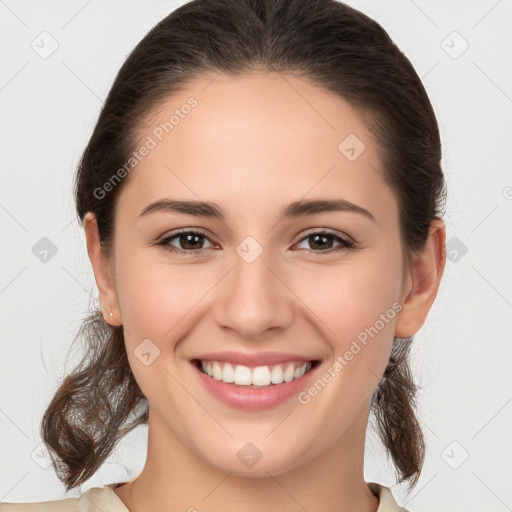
[191,351,320,367]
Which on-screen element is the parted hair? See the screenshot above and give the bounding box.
[41,0,446,492]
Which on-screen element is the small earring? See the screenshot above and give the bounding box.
[109,311,113,318]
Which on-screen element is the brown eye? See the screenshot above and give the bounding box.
[158,230,215,254]
[294,230,354,253]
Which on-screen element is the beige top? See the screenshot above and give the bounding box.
[0,481,409,511]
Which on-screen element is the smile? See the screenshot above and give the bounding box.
[195,359,317,387]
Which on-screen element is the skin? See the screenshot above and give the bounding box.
[84,71,446,512]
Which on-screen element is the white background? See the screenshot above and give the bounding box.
[1,1,511,510]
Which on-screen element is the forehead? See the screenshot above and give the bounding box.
[118,71,396,224]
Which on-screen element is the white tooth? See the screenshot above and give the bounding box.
[222,363,235,383]
[212,362,223,380]
[234,365,252,385]
[293,363,308,379]
[202,360,313,385]
[283,363,294,382]
[253,366,271,386]
[270,365,284,384]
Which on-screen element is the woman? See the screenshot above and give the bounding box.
[0,0,446,510]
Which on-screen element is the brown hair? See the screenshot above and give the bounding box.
[41,0,446,493]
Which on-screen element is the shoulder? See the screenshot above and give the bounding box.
[0,484,129,512]
[367,481,412,512]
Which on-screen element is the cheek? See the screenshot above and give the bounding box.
[115,249,201,338]
[292,253,401,389]
[294,253,402,339]
[291,267,398,438]
[114,252,201,406]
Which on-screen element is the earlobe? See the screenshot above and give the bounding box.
[83,212,122,326]
[394,219,446,338]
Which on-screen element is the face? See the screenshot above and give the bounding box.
[88,71,419,476]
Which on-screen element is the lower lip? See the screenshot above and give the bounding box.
[192,361,319,411]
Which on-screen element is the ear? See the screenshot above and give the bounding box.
[395,218,446,338]
[83,212,122,326]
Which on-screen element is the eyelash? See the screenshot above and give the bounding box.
[156,228,355,256]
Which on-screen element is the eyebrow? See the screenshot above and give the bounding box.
[138,197,376,222]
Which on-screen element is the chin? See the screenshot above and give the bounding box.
[197,439,308,477]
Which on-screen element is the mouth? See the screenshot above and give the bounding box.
[191,358,321,388]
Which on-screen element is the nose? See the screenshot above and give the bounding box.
[213,247,294,340]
